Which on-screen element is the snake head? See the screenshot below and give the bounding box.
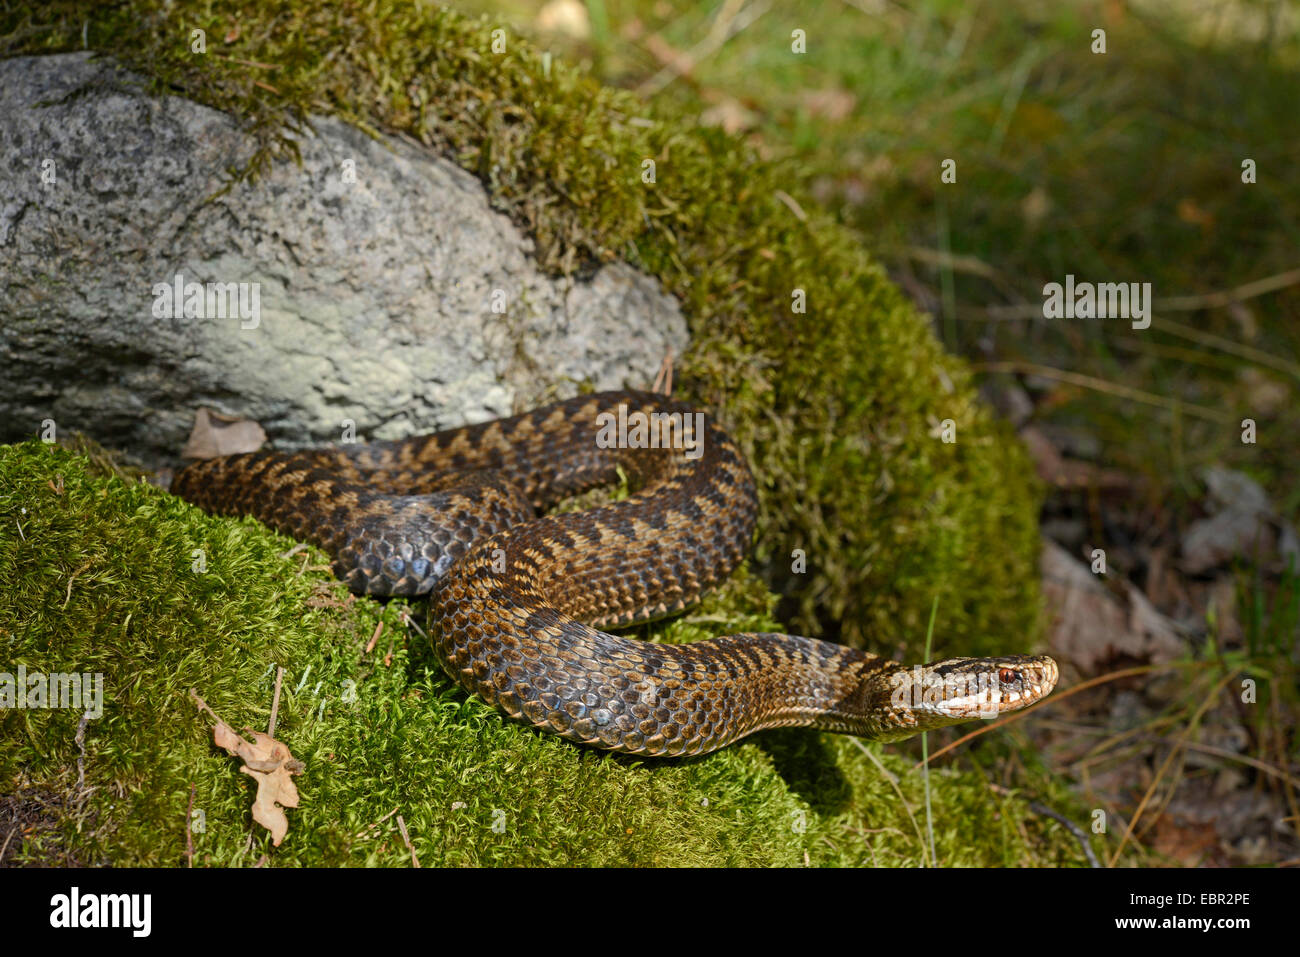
[868,655,1059,741]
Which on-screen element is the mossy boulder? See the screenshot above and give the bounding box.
[0,443,1084,866]
[1,1,1055,866]
[2,0,1042,660]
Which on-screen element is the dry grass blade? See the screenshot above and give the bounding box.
[1154,266,1300,311]
[1106,671,1239,866]
[1142,737,1300,792]
[1149,317,1300,380]
[636,0,771,96]
[850,739,930,866]
[971,361,1237,423]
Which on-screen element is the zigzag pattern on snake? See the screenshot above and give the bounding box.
[172,390,1057,756]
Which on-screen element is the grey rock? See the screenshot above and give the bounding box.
[0,53,688,466]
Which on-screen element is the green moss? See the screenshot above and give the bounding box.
[3,0,1041,659]
[0,443,1083,865]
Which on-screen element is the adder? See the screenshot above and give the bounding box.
[172,390,1057,757]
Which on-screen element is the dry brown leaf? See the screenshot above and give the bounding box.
[1180,466,1278,574]
[799,87,857,122]
[1151,814,1226,867]
[1176,197,1215,232]
[215,726,304,846]
[535,0,590,39]
[1020,426,1132,490]
[1041,538,1184,675]
[194,691,304,847]
[181,407,267,459]
[699,97,759,135]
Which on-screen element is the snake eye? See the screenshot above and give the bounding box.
[998,668,1019,685]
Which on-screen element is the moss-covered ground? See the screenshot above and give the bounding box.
[0,443,1087,865]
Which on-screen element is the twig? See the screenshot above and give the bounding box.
[1150,317,1300,380]
[396,815,421,868]
[401,608,430,641]
[1139,735,1300,792]
[364,620,384,655]
[354,807,399,841]
[651,349,674,395]
[268,666,285,738]
[186,784,196,868]
[1153,266,1300,311]
[189,689,227,725]
[987,783,1100,868]
[903,245,1003,280]
[979,266,1300,380]
[984,267,1300,319]
[1069,710,1187,769]
[969,361,1236,424]
[0,825,17,864]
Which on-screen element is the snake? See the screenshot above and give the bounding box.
[171,389,1058,757]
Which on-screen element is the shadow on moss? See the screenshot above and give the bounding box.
[753,729,855,818]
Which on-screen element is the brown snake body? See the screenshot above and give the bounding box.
[172,390,1057,756]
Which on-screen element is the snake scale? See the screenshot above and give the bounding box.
[172,390,1057,756]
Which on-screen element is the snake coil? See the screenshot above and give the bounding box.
[173,390,1057,756]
